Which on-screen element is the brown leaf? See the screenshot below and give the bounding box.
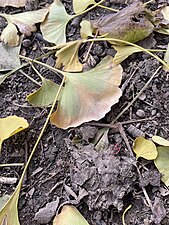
[91,2,154,44]
[0,0,26,7]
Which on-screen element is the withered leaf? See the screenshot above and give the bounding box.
[91,2,154,44]
[0,8,48,46]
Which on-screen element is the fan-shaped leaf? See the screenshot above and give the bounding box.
[133,137,157,160]
[154,146,169,186]
[53,205,90,225]
[55,40,83,72]
[50,56,122,129]
[27,78,59,107]
[73,0,96,14]
[40,0,73,45]
[80,20,94,39]
[0,116,29,152]
[0,9,48,46]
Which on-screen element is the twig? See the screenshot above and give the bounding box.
[0,163,24,167]
[98,5,119,12]
[20,70,41,86]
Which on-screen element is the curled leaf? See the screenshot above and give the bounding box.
[27,78,59,107]
[80,20,94,39]
[152,136,169,147]
[73,0,96,14]
[0,8,48,46]
[91,2,154,44]
[0,0,26,7]
[133,137,157,160]
[40,0,73,45]
[53,205,90,225]
[0,116,29,152]
[55,40,83,72]
[50,56,122,129]
[154,146,169,186]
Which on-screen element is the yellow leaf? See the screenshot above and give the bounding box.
[73,0,96,14]
[53,205,90,225]
[133,137,157,160]
[55,40,83,72]
[0,8,48,46]
[0,116,29,152]
[152,135,169,147]
[80,20,94,39]
[161,6,169,21]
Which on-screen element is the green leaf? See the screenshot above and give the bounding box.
[27,78,59,107]
[152,136,169,147]
[73,0,95,14]
[40,0,73,45]
[55,40,83,72]
[112,45,142,64]
[133,137,157,160]
[0,9,48,46]
[50,56,122,129]
[0,185,21,225]
[0,42,21,71]
[154,146,169,186]
[53,205,90,225]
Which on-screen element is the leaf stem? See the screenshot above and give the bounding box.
[83,38,169,70]
[98,5,119,12]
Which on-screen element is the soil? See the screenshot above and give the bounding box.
[0,0,169,225]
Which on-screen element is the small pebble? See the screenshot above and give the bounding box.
[136,109,145,118]
[151,109,157,116]
[138,93,146,101]
[22,39,32,48]
[127,125,145,138]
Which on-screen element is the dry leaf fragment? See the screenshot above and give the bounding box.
[53,205,90,225]
[80,20,94,39]
[0,116,29,152]
[133,137,157,160]
[40,0,73,45]
[73,0,96,14]
[0,0,26,7]
[161,6,169,22]
[152,135,169,146]
[154,146,169,186]
[50,56,122,129]
[91,2,154,44]
[55,40,83,72]
[0,8,49,46]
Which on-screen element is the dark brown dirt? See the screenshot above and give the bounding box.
[1,0,169,225]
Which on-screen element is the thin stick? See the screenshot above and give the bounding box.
[0,163,24,167]
[98,5,119,12]
[30,63,44,80]
[20,70,41,86]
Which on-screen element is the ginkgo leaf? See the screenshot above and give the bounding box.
[161,6,169,21]
[154,146,169,186]
[0,0,26,7]
[0,116,29,152]
[133,137,157,160]
[55,40,83,72]
[80,20,94,39]
[112,45,142,64]
[163,43,169,71]
[0,184,21,225]
[73,0,96,14]
[0,195,10,210]
[0,42,21,71]
[152,136,169,147]
[40,0,73,45]
[53,205,90,225]
[50,56,122,129]
[0,8,48,46]
[27,78,59,107]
